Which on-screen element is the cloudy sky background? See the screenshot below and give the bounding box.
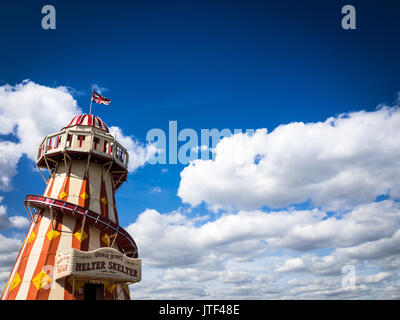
[1,0,400,299]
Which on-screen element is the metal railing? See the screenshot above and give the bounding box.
[24,194,138,258]
[37,131,129,168]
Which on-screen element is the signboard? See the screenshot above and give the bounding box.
[54,247,141,283]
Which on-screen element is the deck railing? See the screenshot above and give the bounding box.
[37,131,129,169]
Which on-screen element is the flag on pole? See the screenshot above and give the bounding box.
[91,91,111,105]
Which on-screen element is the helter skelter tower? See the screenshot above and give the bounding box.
[1,114,141,300]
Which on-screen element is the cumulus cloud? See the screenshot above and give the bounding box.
[0,234,22,258]
[178,107,400,212]
[170,101,400,298]
[0,80,81,161]
[0,142,22,191]
[126,200,400,298]
[276,229,400,276]
[0,234,23,291]
[127,201,400,268]
[0,80,81,190]
[361,272,392,284]
[0,198,29,230]
[108,126,158,172]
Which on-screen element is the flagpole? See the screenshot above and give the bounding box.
[89,85,94,115]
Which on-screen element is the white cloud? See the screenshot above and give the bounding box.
[0,80,81,191]
[0,142,22,191]
[191,145,209,153]
[0,197,29,230]
[128,201,400,268]
[0,80,81,162]
[92,84,108,94]
[126,200,400,299]
[163,268,220,282]
[361,272,392,284]
[0,234,21,257]
[151,186,162,193]
[165,101,400,298]
[276,229,400,276]
[178,106,400,212]
[8,216,30,229]
[108,126,158,172]
[0,234,23,292]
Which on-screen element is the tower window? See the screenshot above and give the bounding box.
[66,134,72,147]
[78,135,86,147]
[93,137,100,150]
[55,135,61,148]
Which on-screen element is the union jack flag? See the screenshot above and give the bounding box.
[91,91,111,105]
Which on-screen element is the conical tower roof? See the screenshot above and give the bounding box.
[65,114,110,133]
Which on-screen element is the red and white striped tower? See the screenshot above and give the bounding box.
[1,114,140,300]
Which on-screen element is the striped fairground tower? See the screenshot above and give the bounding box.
[1,114,141,300]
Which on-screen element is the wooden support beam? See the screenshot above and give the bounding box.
[63,152,68,173]
[85,154,91,176]
[103,161,113,182]
[109,232,118,248]
[80,215,87,242]
[37,165,48,185]
[46,157,58,164]
[113,171,126,189]
[24,205,33,222]
[44,157,52,174]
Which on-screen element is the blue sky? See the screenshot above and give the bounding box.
[1,0,400,221]
[1,0,400,299]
